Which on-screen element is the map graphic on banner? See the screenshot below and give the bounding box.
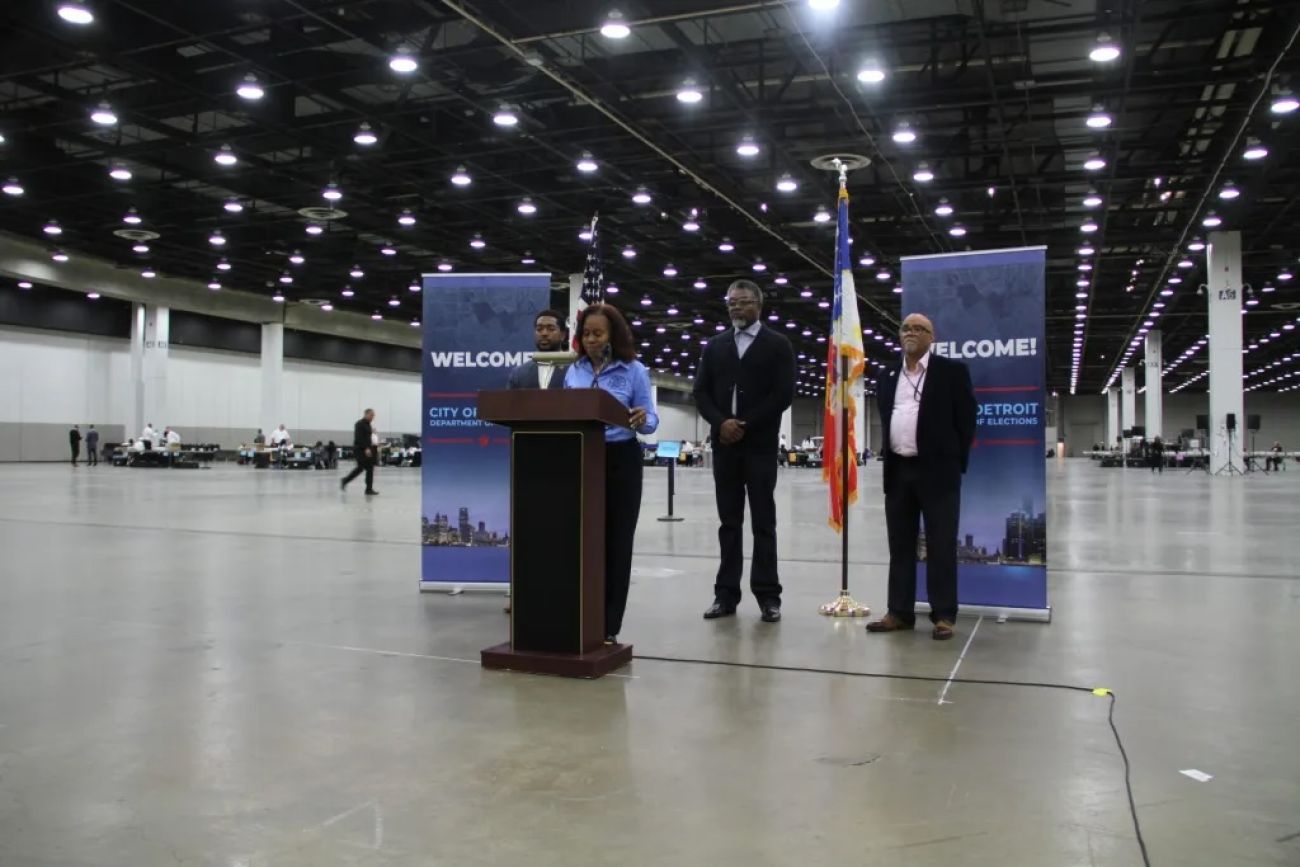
[899,247,1049,614]
[420,273,552,590]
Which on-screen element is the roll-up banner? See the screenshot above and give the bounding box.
[899,247,1050,621]
[419,273,551,592]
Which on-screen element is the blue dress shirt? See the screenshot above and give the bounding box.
[564,356,660,442]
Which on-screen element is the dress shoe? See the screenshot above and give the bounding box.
[759,604,782,623]
[932,620,955,641]
[364,489,379,496]
[703,601,737,620]
[866,613,916,633]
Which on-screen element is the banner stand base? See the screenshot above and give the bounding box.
[916,602,1051,624]
[419,582,509,595]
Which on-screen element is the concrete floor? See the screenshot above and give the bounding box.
[0,459,1297,866]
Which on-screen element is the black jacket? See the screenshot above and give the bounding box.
[507,360,568,390]
[693,325,795,452]
[353,418,373,452]
[876,353,977,494]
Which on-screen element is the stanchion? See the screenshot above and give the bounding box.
[657,459,684,522]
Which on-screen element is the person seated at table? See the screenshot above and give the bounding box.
[564,303,658,646]
[164,427,182,449]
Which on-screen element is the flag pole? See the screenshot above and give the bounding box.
[820,159,870,618]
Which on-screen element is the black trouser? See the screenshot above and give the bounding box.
[604,440,643,637]
[341,453,374,490]
[1150,455,1162,472]
[712,443,782,607]
[70,444,80,465]
[87,445,98,466]
[884,456,960,624]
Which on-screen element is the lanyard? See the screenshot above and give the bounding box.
[901,365,926,403]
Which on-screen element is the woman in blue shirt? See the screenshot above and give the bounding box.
[565,303,659,644]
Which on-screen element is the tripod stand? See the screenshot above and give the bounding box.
[1213,426,1244,477]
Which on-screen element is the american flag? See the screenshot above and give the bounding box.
[822,183,866,532]
[580,213,604,307]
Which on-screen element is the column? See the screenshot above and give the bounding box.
[130,304,169,437]
[1144,329,1163,439]
[1106,387,1119,445]
[1121,367,1136,437]
[780,407,793,447]
[1206,231,1245,474]
[261,322,284,434]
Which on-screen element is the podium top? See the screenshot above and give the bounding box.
[478,389,630,428]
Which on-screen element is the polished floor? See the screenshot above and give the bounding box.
[0,459,1297,866]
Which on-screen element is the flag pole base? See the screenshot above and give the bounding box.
[819,591,871,618]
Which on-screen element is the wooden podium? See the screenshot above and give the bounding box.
[476,389,634,678]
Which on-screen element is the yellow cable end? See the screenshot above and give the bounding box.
[1092,688,1113,697]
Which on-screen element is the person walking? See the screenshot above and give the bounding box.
[1148,436,1165,473]
[866,313,977,641]
[85,425,100,466]
[692,279,796,624]
[340,409,378,495]
[68,425,82,466]
[564,303,658,644]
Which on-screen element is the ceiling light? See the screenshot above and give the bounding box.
[43,219,62,236]
[1243,140,1268,160]
[682,218,700,232]
[2,178,23,196]
[305,223,323,236]
[322,182,342,201]
[718,238,735,252]
[389,48,419,74]
[340,287,355,298]
[223,198,244,213]
[520,253,537,265]
[470,234,486,249]
[622,245,637,259]
[607,283,620,295]
[1218,182,1240,200]
[663,264,678,277]
[109,164,132,181]
[813,206,831,223]
[209,230,226,246]
[891,122,917,144]
[517,197,538,215]
[776,173,798,192]
[809,0,841,9]
[214,145,237,166]
[1083,154,1106,171]
[407,279,422,293]
[1270,93,1299,115]
[1078,263,1093,272]
[273,292,286,304]
[51,250,69,262]
[632,186,652,205]
[1188,238,1206,252]
[1280,270,1295,281]
[86,292,100,300]
[437,260,453,272]
[492,106,519,127]
[1089,34,1121,63]
[347,265,364,279]
[57,1,94,25]
[353,123,379,146]
[752,260,767,272]
[1082,191,1103,208]
[859,255,876,267]
[280,272,294,284]
[856,62,886,84]
[736,135,760,157]
[1202,212,1223,228]
[1078,245,1095,256]
[119,208,143,225]
[207,281,221,291]
[140,269,155,279]
[388,297,401,308]
[398,209,416,226]
[236,74,264,101]
[876,269,891,281]
[131,243,149,254]
[449,165,473,186]
[775,275,789,285]
[912,163,935,183]
[600,9,631,39]
[289,251,305,265]
[949,224,967,237]
[1177,258,1194,269]
[676,79,704,104]
[694,278,707,290]
[1085,106,1113,128]
[934,198,954,217]
[216,258,232,271]
[320,303,333,312]
[579,226,594,242]
[640,296,653,307]
[90,101,117,125]
[1080,220,1099,233]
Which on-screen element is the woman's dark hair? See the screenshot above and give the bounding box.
[574,303,637,362]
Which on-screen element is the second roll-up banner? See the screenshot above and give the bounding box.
[900,247,1050,621]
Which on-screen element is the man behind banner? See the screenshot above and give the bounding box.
[867,313,976,641]
[507,309,569,389]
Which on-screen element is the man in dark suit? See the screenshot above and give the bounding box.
[507,309,569,389]
[69,425,82,466]
[867,313,977,641]
[340,408,378,495]
[693,279,796,623]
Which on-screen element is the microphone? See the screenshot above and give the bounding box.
[593,342,611,389]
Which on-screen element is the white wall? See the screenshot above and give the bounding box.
[0,324,421,460]
[1060,391,1300,453]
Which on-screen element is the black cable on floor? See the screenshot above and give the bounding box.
[632,654,1151,867]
